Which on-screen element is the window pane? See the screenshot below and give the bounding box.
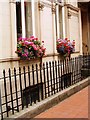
[59,7,63,38]
[25,2,32,37]
[16,2,22,38]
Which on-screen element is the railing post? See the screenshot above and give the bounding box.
[73,58,75,84]
[9,68,14,114]
[36,64,40,102]
[19,67,24,110]
[14,68,19,112]
[32,65,35,86]
[52,61,55,94]
[61,60,63,90]
[46,62,50,97]
[23,66,28,107]
[43,63,47,98]
[49,61,53,95]
[58,60,61,91]
[55,61,58,93]
[0,84,3,120]
[3,70,8,117]
[39,63,44,100]
[28,66,31,87]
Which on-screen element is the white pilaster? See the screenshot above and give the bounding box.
[38,2,44,41]
[10,2,17,57]
[52,3,57,54]
[79,9,83,55]
[62,6,69,38]
[62,6,66,38]
[31,0,35,36]
[56,5,60,39]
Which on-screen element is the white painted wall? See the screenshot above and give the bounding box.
[0,1,12,59]
[66,0,78,7]
[41,7,53,54]
[0,0,83,71]
[69,15,80,52]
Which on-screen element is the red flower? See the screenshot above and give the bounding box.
[65,38,68,40]
[42,41,44,43]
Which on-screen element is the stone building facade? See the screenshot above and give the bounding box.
[0,0,90,119]
[0,0,90,75]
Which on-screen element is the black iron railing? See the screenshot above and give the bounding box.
[0,55,90,119]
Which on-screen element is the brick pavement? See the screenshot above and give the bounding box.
[35,86,88,118]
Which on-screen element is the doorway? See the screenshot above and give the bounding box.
[81,7,89,54]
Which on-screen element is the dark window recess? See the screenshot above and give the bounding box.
[16,2,22,38]
[61,73,72,89]
[22,83,43,106]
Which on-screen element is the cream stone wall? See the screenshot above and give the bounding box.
[10,1,18,58]
[42,7,53,54]
[64,1,81,56]
[0,0,86,75]
[39,0,57,63]
[69,11,80,52]
[0,1,12,59]
[66,0,78,7]
[39,1,55,56]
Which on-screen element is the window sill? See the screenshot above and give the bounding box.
[0,52,80,63]
[0,57,20,63]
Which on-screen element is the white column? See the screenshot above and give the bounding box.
[62,6,66,38]
[21,0,26,37]
[10,2,17,57]
[38,2,44,41]
[79,9,83,55]
[52,3,57,54]
[31,0,35,36]
[56,5,60,39]
[62,6,69,38]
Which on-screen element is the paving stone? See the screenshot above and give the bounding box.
[35,86,88,118]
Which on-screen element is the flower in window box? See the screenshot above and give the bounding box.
[57,38,75,58]
[15,36,46,60]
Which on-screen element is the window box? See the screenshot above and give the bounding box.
[15,36,46,60]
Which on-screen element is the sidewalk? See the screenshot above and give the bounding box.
[35,86,88,118]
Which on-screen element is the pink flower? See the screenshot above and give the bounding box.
[22,53,28,57]
[18,37,22,41]
[30,36,34,38]
[22,38,27,41]
[41,46,46,51]
[24,41,29,45]
[30,36,35,40]
[32,44,38,50]
[34,38,38,40]
[28,42,33,45]
[16,35,46,59]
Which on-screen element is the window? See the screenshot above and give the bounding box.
[55,4,63,39]
[16,1,33,38]
[24,2,32,37]
[59,6,63,38]
[16,2,22,38]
